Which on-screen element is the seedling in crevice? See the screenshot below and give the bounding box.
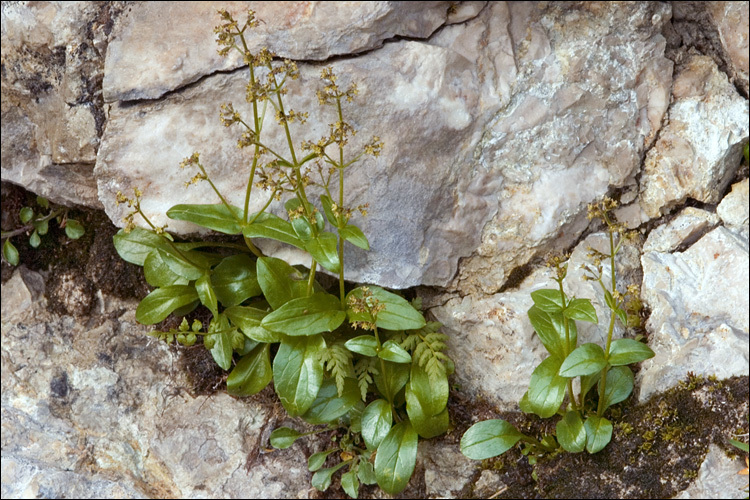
[112,9,453,497]
[1,195,85,266]
[461,197,655,464]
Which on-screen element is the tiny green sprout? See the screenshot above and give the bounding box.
[110,7,453,499]
[1,196,85,266]
[462,196,655,462]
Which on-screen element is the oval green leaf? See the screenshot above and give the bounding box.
[211,254,262,307]
[599,365,634,411]
[584,415,613,453]
[302,377,360,425]
[556,411,586,453]
[361,399,393,449]
[530,289,564,313]
[378,340,412,363]
[227,343,272,396]
[3,239,20,266]
[312,462,348,492]
[167,203,244,234]
[559,343,607,377]
[374,421,419,495]
[136,285,199,325]
[304,232,340,273]
[340,224,369,250]
[143,250,188,287]
[563,298,598,323]
[344,335,378,357]
[346,286,425,331]
[608,338,655,366]
[64,219,85,239]
[243,212,304,249]
[256,256,308,310]
[195,273,218,316]
[526,355,567,418]
[269,427,302,449]
[308,448,338,472]
[224,305,280,343]
[273,335,326,416]
[261,292,345,336]
[460,419,523,460]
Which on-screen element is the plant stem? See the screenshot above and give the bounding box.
[597,228,618,416]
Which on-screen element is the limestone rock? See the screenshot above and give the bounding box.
[717,178,749,235]
[708,1,749,96]
[643,207,720,254]
[97,2,672,290]
[639,226,749,402]
[0,274,312,498]
[0,1,114,209]
[674,444,750,500]
[103,1,453,102]
[639,55,749,218]
[420,441,475,498]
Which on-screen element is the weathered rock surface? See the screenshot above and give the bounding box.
[639,224,749,402]
[674,444,750,500]
[639,55,749,218]
[708,2,749,95]
[98,1,672,290]
[717,178,750,237]
[0,1,115,209]
[103,1,454,102]
[643,207,720,253]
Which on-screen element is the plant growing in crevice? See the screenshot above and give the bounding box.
[2,195,85,266]
[461,197,655,465]
[112,9,452,497]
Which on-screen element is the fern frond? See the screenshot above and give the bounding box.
[409,329,451,385]
[322,342,354,396]
[354,357,379,401]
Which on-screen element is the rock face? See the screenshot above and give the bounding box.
[2,2,749,499]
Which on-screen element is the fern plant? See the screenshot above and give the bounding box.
[112,8,453,497]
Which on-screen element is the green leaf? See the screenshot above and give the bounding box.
[320,195,338,226]
[29,230,41,248]
[304,232,340,273]
[159,249,207,280]
[273,335,326,416]
[256,256,308,310]
[340,224,369,250]
[361,399,393,449]
[341,467,360,499]
[19,207,34,224]
[530,289,564,313]
[604,290,628,325]
[580,372,601,402]
[563,298,598,323]
[243,212,303,249]
[407,361,448,417]
[559,343,607,377]
[374,361,409,404]
[3,239,19,266]
[143,250,187,287]
[358,461,377,485]
[526,355,567,418]
[556,411,586,453]
[312,462,348,492]
[211,254,261,307]
[460,419,524,460]
[167,203,244,234]
[113,228,171,266]
[227,343,272,396]
[608,339,655,366]
[374,421,419,495]
[527,306,576,358]
[599,366,634,411]
[64,219,85,239]
[730,439,749,453]
[302,377,361,425]
[378,340,412,363]
[584,415,613,453]
[406,398,449,439]
[262,292,345,336]
[36,196,49,209]
[195,273,218,316]
[308,448,338,472]
[344,335,378,357]
[291,215,314,242]
[136,285,199,324]
[269,427,302,449]
[224,305,280,343]
[208,314,233,370]
[346,286,426,331]
[33,218,49,236]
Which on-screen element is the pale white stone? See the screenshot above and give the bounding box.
[674,444,750,500]
[717,178,749,234]
[639,226,749,401]
[640,55,749,218]
[643,207,721,253]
